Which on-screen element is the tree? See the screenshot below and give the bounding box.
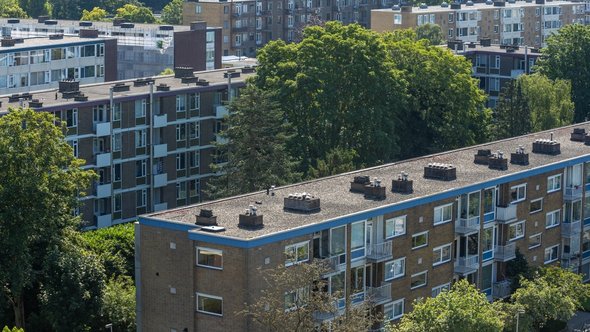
[0,108,95,328]
[50,0,81,19]
[309,148,358,179]
[158,68,175,76]
[505,248,531,292]
[115,3,157,23]
[391,279,506,332]
[493,80,531,140]
[537,24,590,123]
[81,223,135,279]
[415,23,443,45]
[0,0,27,18]
[80,6,107,21]
[19,0,49,18]
[206,86,300,199]
[2,328,23,332]
[161,0,182,25]
[101,276,136,332]
[241,260,379,332]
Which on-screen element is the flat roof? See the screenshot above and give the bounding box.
[0,18,211,32]
[373,0,579,13]
[0,35,115,52]
[145,123,590,241]
[0,67,254,112]
[459,44,542,55]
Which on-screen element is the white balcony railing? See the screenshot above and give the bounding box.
[562,220,582,237]
[153,143,167,158]
[456,217,480,234]
[94,121,111,136]
[492,280,511,299]
[153,113,167,128]
[564,185,583,201]
[95,152,111,167]
[95,183,111,198]
[154,173,167,188]
[496,205,517,223]
[154,202,168,212]
[494,243,516,261]
[367,282,392,305]
[366,240,393,262]
[454,255,479,274]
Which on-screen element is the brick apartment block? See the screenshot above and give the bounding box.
[137,123,590,331]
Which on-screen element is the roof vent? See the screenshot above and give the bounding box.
[532,132,560,155]
[466,0,474,5]
[79,29,99,38]
[196,209,217,226]
[242,66,256,74]
[364,178,386,200]
[507,0,515,3]
[13,38,23,44]
[584,135,590,146]
[350,175,371,193]
[392,4,401,10]
[181,76,200,84]
[392,172,413,194]
[195,79,209,86]
[156,83,170,91]
[48,34,63,40]
[485,0,493,4]
[112,82,130,92]
[284,193,320,213]
[224,70,241,78]
[28,99,43,108]
[133,77,155,87]
[570,128,586,142]
[59,79,80,93]
[120,22,135,29]
[474,149,492,165]
[159,25,174,31]
[113,18,126,26]
[440,2,449,7]
[37,15,49,23]
[239,205,263,229]
[493,1,505,6]
[174,66,194,78]
[480,38,491,47]
[201,225,226,232]
[7,19,20,24]
[447,40,464,51]
[488,151,508,171]
[511,145,529,165]
[79,21,93,27]
[424,163,456,181]
[1,37,15,47]
[74,93,88,101]
[62,90,80,99]
[450,2,461,9]
[44,19,58,25]
[419,3,428,9]
[9,93,32,102]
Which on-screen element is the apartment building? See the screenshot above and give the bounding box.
[0,67,253,228]
[455,42,541,108]
[0,32,116,95]
[137,123,590,331]
[371,0,586,48]
[183,0,391,57]
[0,18,222,80]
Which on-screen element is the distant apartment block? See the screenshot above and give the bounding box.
[0,32,116,95]
[183,0,392,57]
[371,0,586,48]
[0,18,222,80]
[137,123,590,331]
[0,67,253,228]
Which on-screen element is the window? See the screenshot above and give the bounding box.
[508,221,525,241]
[176,182,187,199]
[136,159,146,177]
[176,95,186,112]
[384,299,404,321]
[176,124,186,141]
[136,189,147,207]
[189,179,200,197]
[196,293,223,316]
[189,122,200,139]
[385,258,405,280]
[530,198,543,214]
[544,245,559,264]
[135,129,146,148]
[113,103,121,121]
[433,243,452,266]
[546,209,560,228]
[114,193,121,212]
[410,271,427,289]
[135,99,146,118]
[434,203,452,225]
[351,221,365,252]
[112,133,121,152]
[285,241,309,266]
[195,4,202,13]
[80,44,95,57]
[482,226,494,252]
[385,216,405,238]
[547,174,562,193]
[189,93,200,111]
[490,77,500,92]
[197,247,223,269]
[190,150,200,168]
[432,283,451,297]
[68,139,78,157]
[176,153,186,170]
[66,109,78,127]
[583,230,590,252]
[510,184,526,203]
[284,287,310,311]
[114,163,121,182]
[393,14,402,25]
[411,231,428,249]
[529,233,542,249]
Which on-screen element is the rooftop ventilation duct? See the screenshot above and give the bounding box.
[510,145,529,165]
[112,82,130,92]
[239,205,263,228]
[196,209,218,226]
[364,178,386,200]
[392,171,413,194]
[570,128,586,142]
[488,151,508,171]
[424,163,456,181]
[474,149,492,165]
[284,193,320,213]
[350,175,371,193]
[532,132,560,155]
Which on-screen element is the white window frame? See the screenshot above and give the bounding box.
[284,241,309,266]
[431,283,451,297]
[508,220,525,241]
[544,244,559,264]
[510,183,527,203]
[384,299,404,321]
[547,174,562,193]
[434,203,453,225]
[410,271,428,290]
[432,243,452,266]
[196,247,223,270]
[530,198,543,214]
[385,215,406,238]
[196,293,223,316]
[528,233,542,249]
[384,257,405,281]
[411,231,428,249]
[546,209,560,229]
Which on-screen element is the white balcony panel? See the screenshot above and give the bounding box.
[153,114,168,128]
[154,202,168,212]
[96,214,112,228]
[95,122,111,136]
[96,183,112,198]
[154,173,168,188]
[153,144,168,158]
[96,152,111,167]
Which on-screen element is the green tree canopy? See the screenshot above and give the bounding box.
[415,23,444,45]
[80,6,108,21]
[161,0,182,25]
[0,0,27,18]
[50,0,80,19]
[0,108,95,328]
[115,3,156,23]
[391,279,506,332]
[19,0,49,18]
[81,223,135,279]
[537,24,590,122]
[100,276,136,331]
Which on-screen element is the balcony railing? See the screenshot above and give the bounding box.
[494,243,516,262]
[455,216,480,234]
[153,143,167,158]
[367,282,392,305]
[366,240,393,262]
[319,256,344,273]
[95,152,111,167]
[153,114,167,128]
[95,214,112,228]
[492,280,511,299]
[562,220,582,237]
[564,185,583,201]
[95,182,112,198]
[496,205,517,223]
[94,121,111,136]
[454,255,479,274]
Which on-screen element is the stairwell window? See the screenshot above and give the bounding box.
[529,198,543,214]
[510,183,526,203]
[196,293,223,316]
[411,231,428,249]
[410,271,428,289]
[432,283,451,297]
[197,247,223,269]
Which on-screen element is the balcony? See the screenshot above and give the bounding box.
[153,113,167,128]
[492,280,511,299]
[216,105,228,118]
[494,243,516,262]
[455,217,480,234]
[564,185,583,201]
[154,202,168,212]
[95,214,112,228]
[510,69,525,78]
[562,257,580,272]
[319,256,345,274]
[94,121,111,136]
[95,183,112,198]
[366,240,393,262]
[95,152,111,167]
[562,220,582,237]
[153,143,167,158]
[496,205,517,223]
[367,282,392,306]
[154,173,167,188]
[454,255,479,274]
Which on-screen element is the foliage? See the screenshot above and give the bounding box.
[505,248,532,292]
[240,260,379,332]
[19,0,49,18]
[415,23,443,45]
[537,24,590,123]
[161,0,182,25]
[309,148,358,178]
[158,68,175,76]
[80,7,108,21]
[115,3,157,23]
[50,0,80,19]
[206,86,300,199]
[0,0,27,18]
[493,74,574,140]
[81,222,135,279]
[391,279,505,332]
[101,276,136,332]
[2,328,23,332]
[0,108,95,327]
